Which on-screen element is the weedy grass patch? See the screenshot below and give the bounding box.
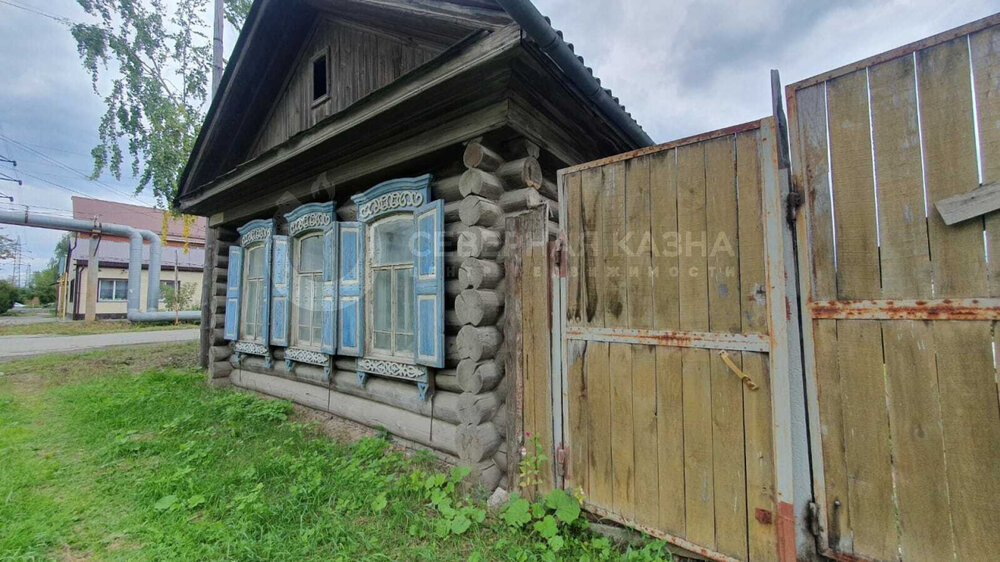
[0,343,671,561]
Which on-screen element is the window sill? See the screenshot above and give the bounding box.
[363,353,416,366]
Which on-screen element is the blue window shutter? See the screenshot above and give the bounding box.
[223,246,242,341]
[260,236,273,345]
[269,235,291,347]
[321,224,339,354]
[413,200,445,368]
[338,221,364,356]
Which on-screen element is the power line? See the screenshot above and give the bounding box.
[0,134,140,201]
[0,0,70,25]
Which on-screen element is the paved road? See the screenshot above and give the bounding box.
[0,329,200,360]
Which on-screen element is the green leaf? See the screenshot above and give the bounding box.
[154,495,177,511]
[547,535,565,552]
[450,465,471,482]
[371,493,388,512]
[468,507,487,523]
[544,489,581,523]
[534,515,559,539]
[186,494,206,509]
[501,497,532,528]
[531,502,546,519]
[450,514,472,535]
[434,518,451,538]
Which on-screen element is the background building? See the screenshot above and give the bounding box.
[60,196,206,319]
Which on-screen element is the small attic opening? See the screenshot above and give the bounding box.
[311,50,329,104]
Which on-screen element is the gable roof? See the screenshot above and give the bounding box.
[175,0,649,210]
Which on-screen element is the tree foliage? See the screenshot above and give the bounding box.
[0,229,17,261]
[71,0,251,206]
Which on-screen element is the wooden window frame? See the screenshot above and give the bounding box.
[291,231,325,351]
[240,242,266,343]
[366,213,415,363]
[310,47,330,107]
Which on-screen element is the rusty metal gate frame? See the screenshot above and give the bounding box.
[553,85,809,560]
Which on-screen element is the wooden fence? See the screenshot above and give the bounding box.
[557,116,799,561]
[788,13,1000,562]
[549,11,1000,562]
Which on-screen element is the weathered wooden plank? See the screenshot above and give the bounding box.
[793,83,836,300]
[869,55,932,298]
[631,343,657,528]
[648,147,684,536]
[736,129,777,561]
[705,137,741,334]
[522,210,553,493]
[812,320,851,553]
[585,340,613,509]
[504,213,525,487]
[681,347,714,551]
[736,131,767,335]
[650,148,679,332]
[703,135,747,560]
[565,339,588,493]
[602,162,628,330]
[935,321,1000,560]
[626,156,654,330]
[676,141,715,549]
[935,181,1000,226]
[918,37,987,297]
[654,345,684,537]
[565,171,585,325]
[882,321,954,560]
[624,155,658,528]
[581,166,606,327]
[971,26,1000,296]
[609,342,635,521]
[826,69,881,299]
[839,320,896,560]
[605,157,633,519]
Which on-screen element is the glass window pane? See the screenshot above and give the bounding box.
[247,246,263,278]
[372,218,414,265]
[299,235,323,273]
[115,281,128,301]
[99,280,113,300]
[374,331,391,351]
[396,333,414,353]
[396,267,413,335]
[373,269,392,332]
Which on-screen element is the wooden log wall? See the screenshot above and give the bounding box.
[208,227,238,382]
[220,137,557,492]
[455,137,558,492]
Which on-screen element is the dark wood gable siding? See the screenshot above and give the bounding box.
[251,19,443,158]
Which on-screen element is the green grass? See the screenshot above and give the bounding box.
[0,320,198,337]
[0,343,670,561]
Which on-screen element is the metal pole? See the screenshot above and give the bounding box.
[86,232,98,321]
[200,0,224,367]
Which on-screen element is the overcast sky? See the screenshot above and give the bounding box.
[0,0,997,283]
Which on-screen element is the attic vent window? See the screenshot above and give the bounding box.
[312,52,329,103]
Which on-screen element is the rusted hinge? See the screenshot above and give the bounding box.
[786,190,803,226]
[808,501,823,538]
[555,443,568,477]
[551,235,568,278]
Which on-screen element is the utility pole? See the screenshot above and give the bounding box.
[200,0,224,368]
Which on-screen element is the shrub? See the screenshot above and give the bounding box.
[0,280,18,314]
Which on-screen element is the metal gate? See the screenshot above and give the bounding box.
[787,14,1000,562]
[556,114,801,561]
